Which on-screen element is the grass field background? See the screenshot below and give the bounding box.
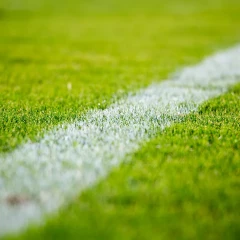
[0,0,240,239]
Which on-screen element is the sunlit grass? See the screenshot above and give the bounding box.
[1,0,240,239]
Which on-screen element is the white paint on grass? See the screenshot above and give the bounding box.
[0,45,240,236]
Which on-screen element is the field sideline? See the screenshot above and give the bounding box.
[0,0,240,239]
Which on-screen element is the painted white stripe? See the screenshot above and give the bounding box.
[0,45,240,236]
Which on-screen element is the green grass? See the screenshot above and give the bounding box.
[1,0,240,239]
[7,84,240,240]
[1,0,240,152]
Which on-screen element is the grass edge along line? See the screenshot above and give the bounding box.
[0,44,240,236]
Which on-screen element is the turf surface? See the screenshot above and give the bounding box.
[7,84,240,240]
[0,0,240,239]
[1,0,240,153]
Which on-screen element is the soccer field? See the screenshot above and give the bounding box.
[0,0,240,239]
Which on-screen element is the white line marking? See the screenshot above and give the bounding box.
[0,45,240,236]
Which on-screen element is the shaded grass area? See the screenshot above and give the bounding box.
[1,0,240,152]
[7,85,240,240]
